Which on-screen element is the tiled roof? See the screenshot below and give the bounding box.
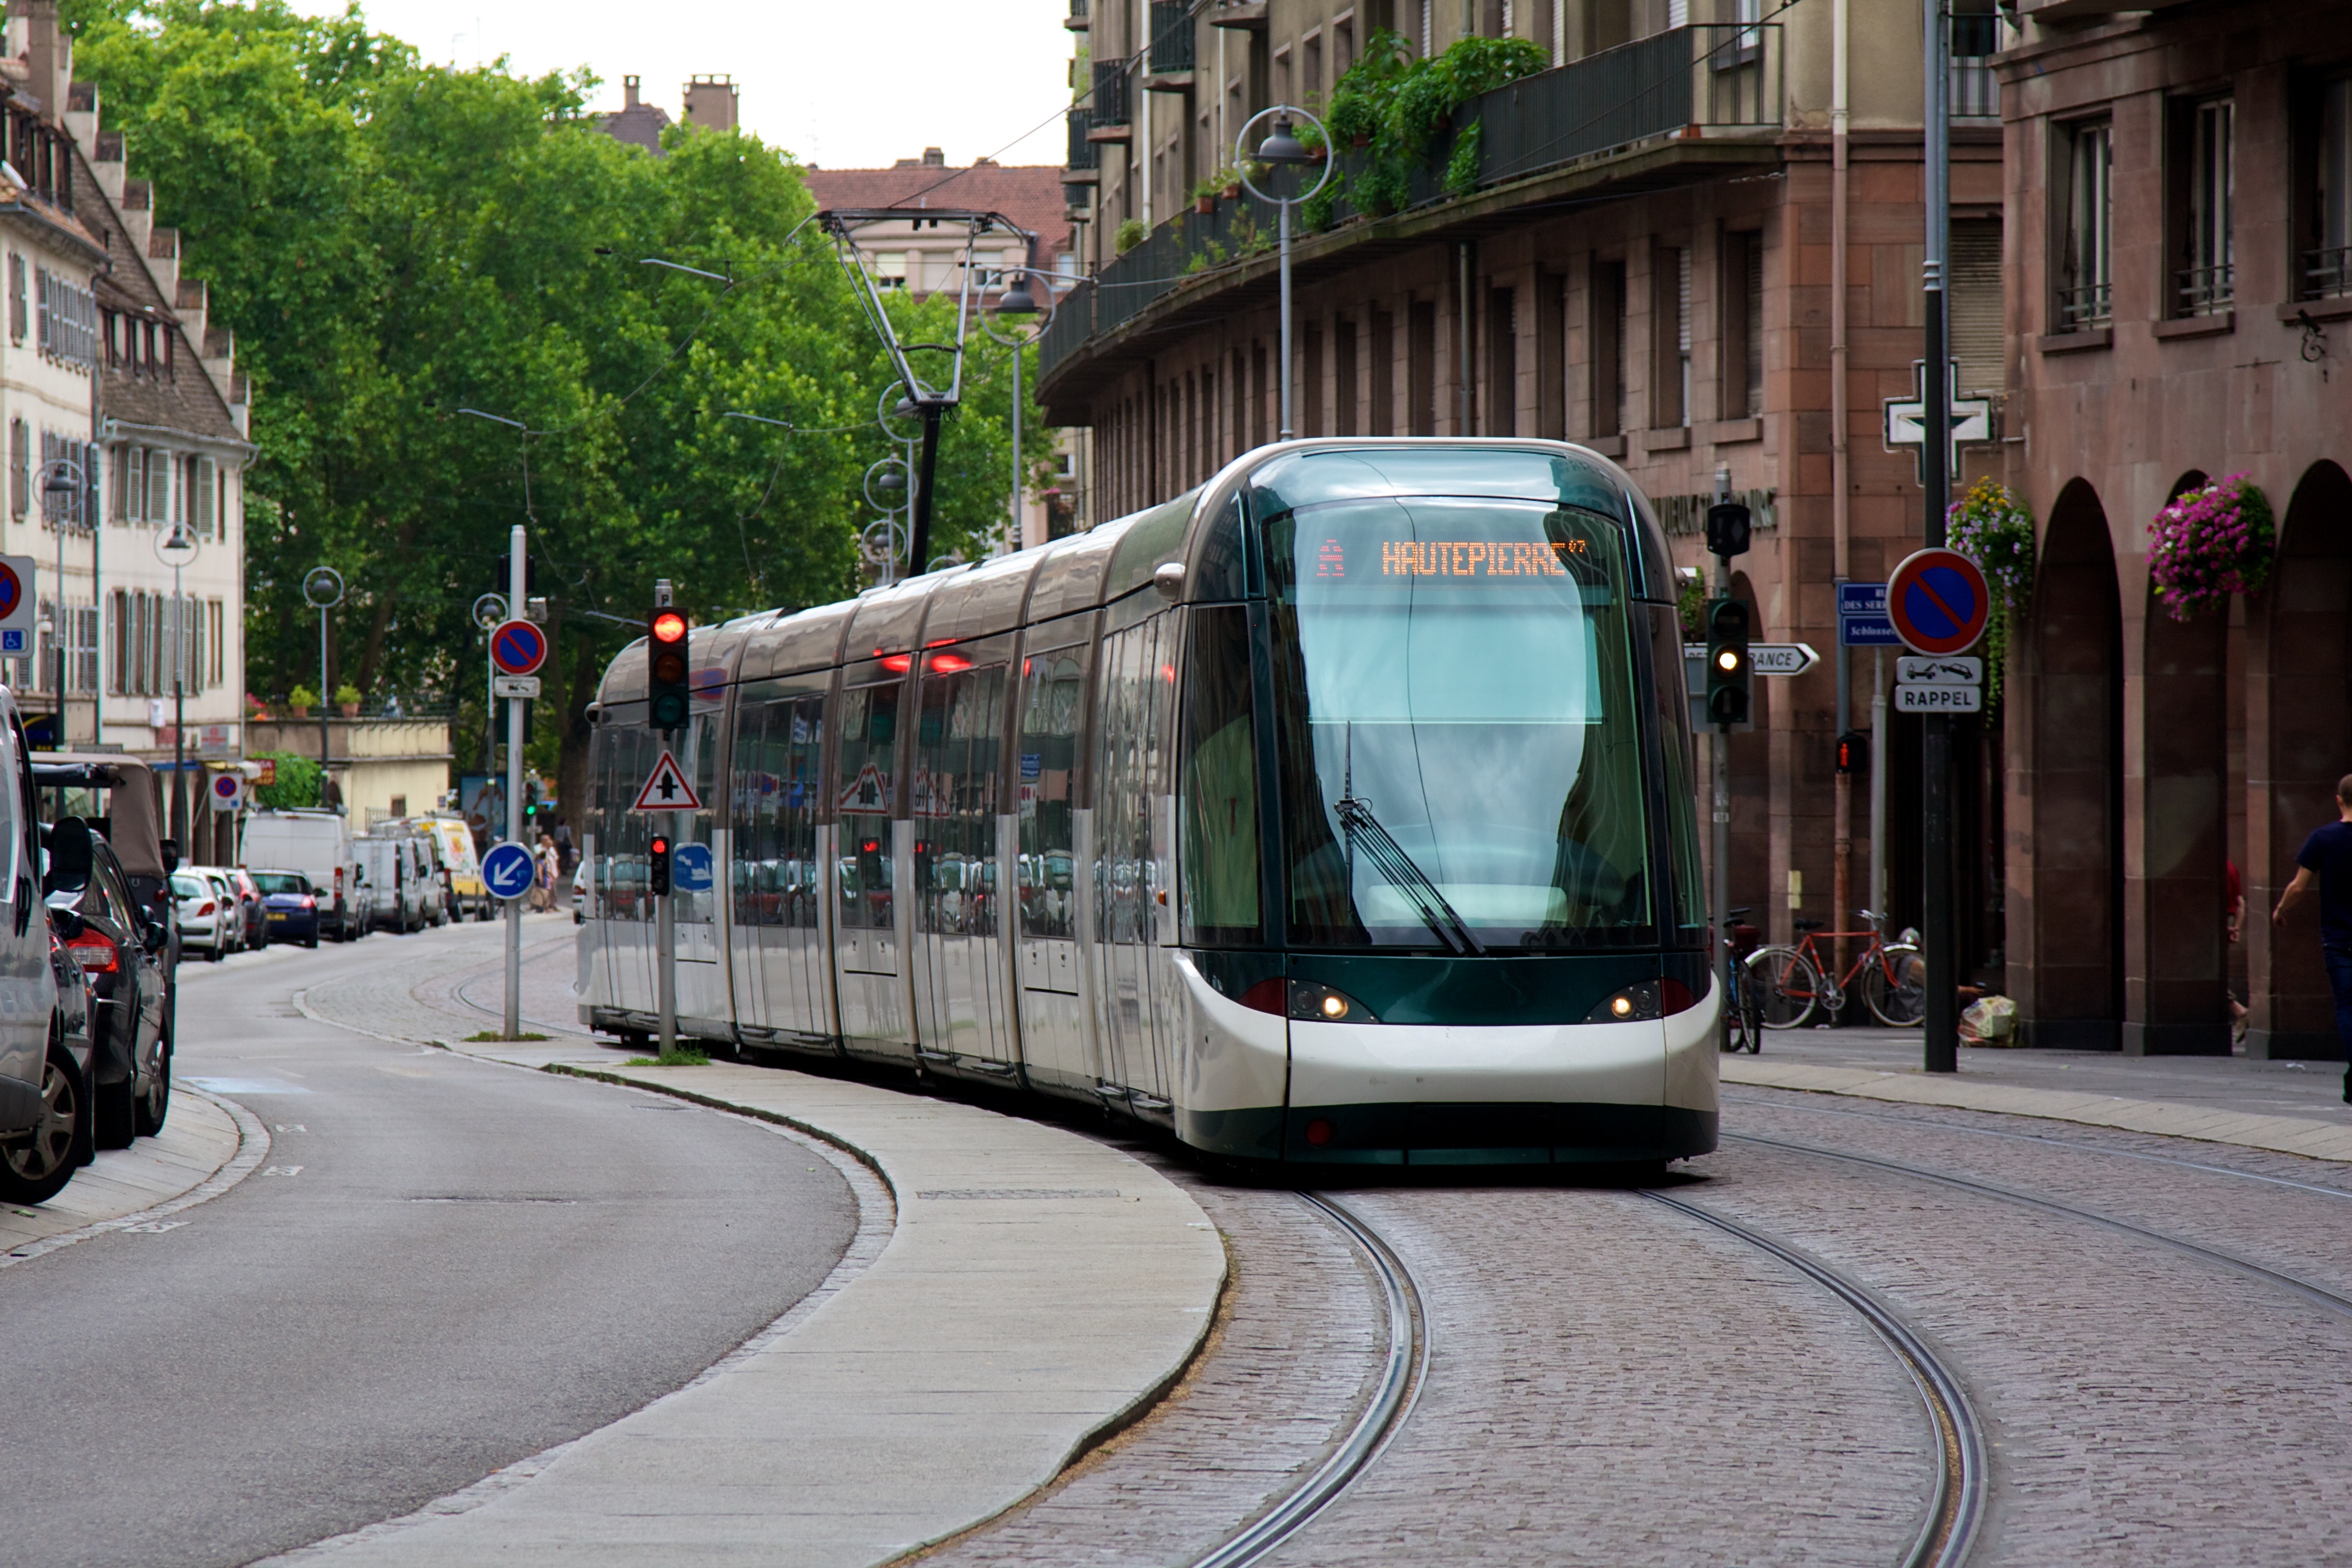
[801,162,1072,267]
[599,103,671,156]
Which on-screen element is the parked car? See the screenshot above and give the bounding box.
[0,691,96,1206]
[359,829,437,933]
[210,864,267,950]
[243,808,369,941]
[572,861,587,924]
[250,870,322,947]
[171,870,235,961]
[44,817,171,1150]
[421,814,491,921]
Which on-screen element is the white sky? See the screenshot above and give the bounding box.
[297,1,1076,170]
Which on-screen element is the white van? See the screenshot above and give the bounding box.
[420,813,489,922]
[241,809,370,941]
[358,829,438,933]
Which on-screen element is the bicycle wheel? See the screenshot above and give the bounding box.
[1746,946,1821,1030]
[1739,966,1765,1051]
[1862,944,1928,1027]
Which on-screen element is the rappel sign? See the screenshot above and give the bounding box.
[631,750,703,813]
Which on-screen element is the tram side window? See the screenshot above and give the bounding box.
[1018,643,1086,939]
[915,658,1007,937]
[1646,606,1708,944]
[837,681,898,931]
[783,696,823,928]
[1180,606,1261,945]
[731,696,777,929]
[1094,615,1172,948]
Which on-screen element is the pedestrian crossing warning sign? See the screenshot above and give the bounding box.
[631,750,704,812]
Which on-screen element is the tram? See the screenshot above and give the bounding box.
[578,440,1718,1166]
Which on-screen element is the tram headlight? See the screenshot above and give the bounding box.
[1284,981,1378,1024]
[1583,978,1701,1024]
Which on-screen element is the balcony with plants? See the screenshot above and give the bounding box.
[1041,24,1786,394]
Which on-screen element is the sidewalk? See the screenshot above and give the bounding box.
[1,1088,259,1264]
[1726,1025,2352,1163]
[287,924,1230,1568]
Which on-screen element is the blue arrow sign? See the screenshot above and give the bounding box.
[671,842,713,893]
[482,840,537,901]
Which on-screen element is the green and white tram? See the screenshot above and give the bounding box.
[580,440,1718,1166]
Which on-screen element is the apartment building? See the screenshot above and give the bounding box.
[1045,0,2007,961]
[4,2,252,860]
[1994,0,2352,1058]
[804,151,1086,550]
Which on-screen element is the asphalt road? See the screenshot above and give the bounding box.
[0,925,857,1568]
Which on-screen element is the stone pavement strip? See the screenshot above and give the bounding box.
[289,929,1229,1568]
[0,1086,254,1263]
[1723,1055,2352,1163]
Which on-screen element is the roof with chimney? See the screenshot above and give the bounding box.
[801,151,1073,270]
[598,74,671,155]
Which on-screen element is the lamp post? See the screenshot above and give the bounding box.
[157,526,200,848]
[38,456,83,744]
[302,567,344,808]
[1235,105,1333,442]
[984,267,1062,555]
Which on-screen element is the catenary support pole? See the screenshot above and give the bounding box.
[1279,198,1295,440]
[909,402,944,574]
[1871,647,1889,930]
[1831,0,1852,983]
[505,523,524,1040]
[172,563,186,849]
[1921,0,1956,1073]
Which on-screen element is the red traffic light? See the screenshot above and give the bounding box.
[651,610,688,645]
[1835,730,1867,775]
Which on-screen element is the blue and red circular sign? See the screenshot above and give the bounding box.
[489,618,548,676]
[0,561,21,621]
[1886,548,1990,657]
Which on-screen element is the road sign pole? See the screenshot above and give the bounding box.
[1871,648,1889,936]
[1921,0,1957,1074]
[506,523,525,1041]
[1712,549,1733,1038]
[659,809,683,1055]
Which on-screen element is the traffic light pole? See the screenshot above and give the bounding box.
[505,523,525,1040]
[654,580,678,1057]
[1713,549,1734,1036]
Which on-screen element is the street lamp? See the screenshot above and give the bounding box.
[157,525,200,847]
[1235,106,1333,443]
[983,266,1062,555]
[302,566,344,808]
[38,456,83,743]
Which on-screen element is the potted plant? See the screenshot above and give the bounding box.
[1190,177,1218,215]
[335,682,362,717]
[2148,472,2275,621]
[287,684,316,719]
[1945,479,2037,706]
[1114,217,1147,255]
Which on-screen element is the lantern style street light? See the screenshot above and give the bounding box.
[985,266,1063,555]
[1235,105,1332,442]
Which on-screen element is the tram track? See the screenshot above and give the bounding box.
[1728,1131,2352,1324]
[1644,1191,1987,1568]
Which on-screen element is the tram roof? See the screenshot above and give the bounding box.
[596,439,1665,706]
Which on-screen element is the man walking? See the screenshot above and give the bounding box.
[2273,773,2352,1103]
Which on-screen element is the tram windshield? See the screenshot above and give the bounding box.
[1265,492,1655,950]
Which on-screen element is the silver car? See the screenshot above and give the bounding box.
[171,871,234,962]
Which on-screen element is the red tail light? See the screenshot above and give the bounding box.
[67,931,119,973]
[1238,978,1287,1014]
[298,895,317,910]
[335,867,345,900]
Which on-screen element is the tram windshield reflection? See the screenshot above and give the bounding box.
[1266,495,1654,950]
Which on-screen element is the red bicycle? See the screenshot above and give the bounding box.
[1746,911,1926,1028]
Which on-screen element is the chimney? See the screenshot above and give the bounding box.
[18,0,59,117]
[623,74,641,110]
[922,147,945,167]
[680,74,738,134]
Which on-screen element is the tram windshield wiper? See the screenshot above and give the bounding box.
[1334,793,1484,956]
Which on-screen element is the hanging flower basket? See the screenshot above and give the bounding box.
[2148,473,2274,622]
[1945,479,2036,708]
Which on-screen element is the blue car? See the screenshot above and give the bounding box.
[250,870,322,949]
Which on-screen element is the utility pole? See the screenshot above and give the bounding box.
[505,523,526,1040]
[652,578,679,1056]
[1921,0,1958,1073]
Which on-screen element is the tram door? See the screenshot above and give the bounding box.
[908,645,1015,1070]
[1014,638,1091,1089]
[672,709,727,1029]
[591,716,659,1018]
[1089,610,1178,1105]
[833,673,909,1051]
[728,682,830,1042]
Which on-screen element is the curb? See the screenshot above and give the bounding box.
[1,1088,270,1268]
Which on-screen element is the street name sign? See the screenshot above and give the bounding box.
[630,750,704,813]
[482,841,537,901]
[491,674,542,699]
[1837,580,1898,647]
[1886,548,1990,657]
[489,618,549,678]
[1897,655,1983,686]
[1895,683,1984,713]
[1751,642,1819,677]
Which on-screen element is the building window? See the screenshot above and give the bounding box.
[2304,76,2351,299]
[6,252,21,345]
[1486,287,1517,436]
[7,419,23,520]
[148,448,169,524]
[1590,256,1627,439]
[2056,117,2113,329]
[2172,96,2233,316]
[1303,30,1322,97]
[1407,301,1437,436]
[1335,16,1355,76]
[1654,246,1690,428]
[207,599,225,688]
[1721,230,1763,419]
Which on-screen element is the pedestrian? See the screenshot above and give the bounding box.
[2226,858,2249,1048]
[534,832,561,913]
[2271,773,2352,1103]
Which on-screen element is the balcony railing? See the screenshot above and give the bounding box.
[1091,60,1131,129]
[1065,0,1088,25]
[2056,282,2112,331]
[2302,246,2352,301]
[1044,25,1783,383]
[1949,15,2000,121]
[1066,107,1097,171]
[1149,1,1195,74]
[2175,263,2233,317]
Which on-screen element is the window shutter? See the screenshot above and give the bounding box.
[1949,219,2004,400]
[198,457,217,537]
[148,449,167,524]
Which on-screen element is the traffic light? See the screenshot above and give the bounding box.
[648,832,673,897]
[1705,597,1751,728]
[1835,730,1867,775]
[648,605,690,731]
[1705,501,1752,560]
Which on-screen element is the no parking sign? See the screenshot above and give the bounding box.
[208,771,248,812]
[0,554,33,656]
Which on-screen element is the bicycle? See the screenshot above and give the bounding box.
[1746,910,1926,1029]
[1720,907,1764,1053]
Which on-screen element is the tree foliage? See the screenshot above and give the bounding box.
[67,1,1053,809]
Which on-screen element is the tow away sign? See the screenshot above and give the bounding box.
[1895,684,1983,713]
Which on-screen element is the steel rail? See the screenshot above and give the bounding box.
[1731,1132,2352,1322]
[1645,1191,1987,1568]
[1720,1090,2352,1202]
[1186,1192,1428,1568]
